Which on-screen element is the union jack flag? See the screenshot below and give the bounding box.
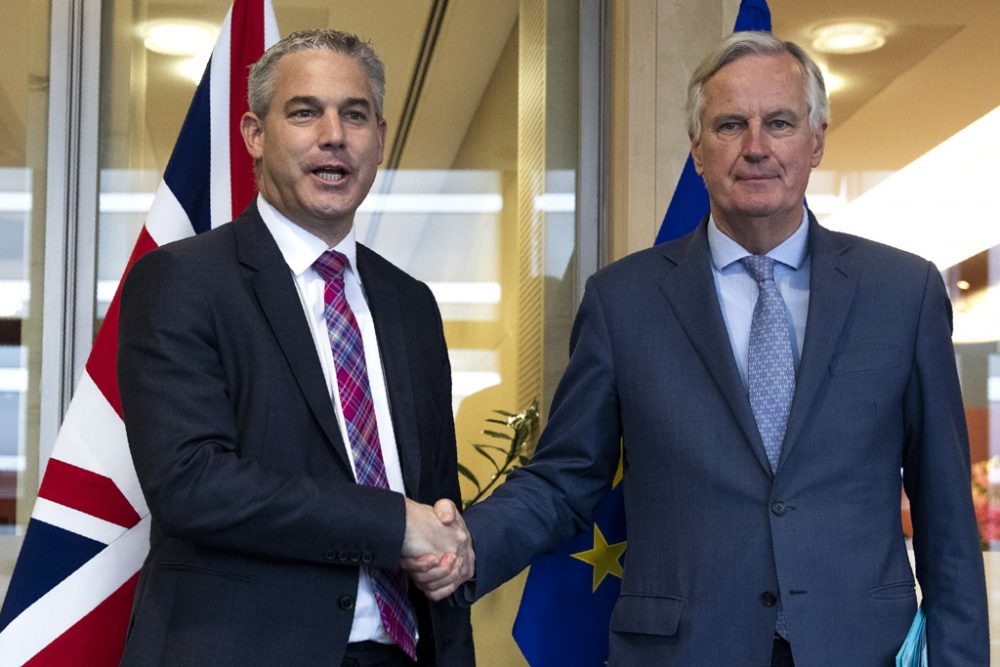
[0,2,279,663]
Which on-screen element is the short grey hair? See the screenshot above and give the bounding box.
[247,29,386,120]
[686,31,829,139]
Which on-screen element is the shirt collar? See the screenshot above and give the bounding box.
[707,207,809,271]
[257,194,361,285]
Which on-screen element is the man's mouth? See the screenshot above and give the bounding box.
[314,166,348,183]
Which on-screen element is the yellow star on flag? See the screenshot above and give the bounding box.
[613,442,624,488]
[571,523,627,592]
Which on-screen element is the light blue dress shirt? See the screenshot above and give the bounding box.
[707,209,811,389]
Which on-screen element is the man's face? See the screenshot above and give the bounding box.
[691,53,825,237]
[241,49,386,242]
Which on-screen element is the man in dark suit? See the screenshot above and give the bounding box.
[408,32,989,665]
[117,29,474,666]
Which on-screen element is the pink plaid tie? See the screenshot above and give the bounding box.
[313,249,418,661]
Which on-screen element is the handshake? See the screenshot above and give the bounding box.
[400,498,476,601]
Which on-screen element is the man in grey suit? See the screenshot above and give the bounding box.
[118,30,473,666]
[408,32,989,666]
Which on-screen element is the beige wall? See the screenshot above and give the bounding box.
[609,0,740,261]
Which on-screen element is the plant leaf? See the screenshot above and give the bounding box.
[472,445,502,472]
[460,399,542,509]
[475,443,510,456]
[456,462,481,490]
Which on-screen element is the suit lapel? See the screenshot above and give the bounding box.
[779,215,858,467]
[357,246,423,497]
[233,205,352,472]
[658,223,773,476]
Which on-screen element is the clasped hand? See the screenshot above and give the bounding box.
[401,498,475,601]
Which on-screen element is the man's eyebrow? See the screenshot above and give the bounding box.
[341,97,373,111]
[281,96,373,112]
[283,95,321,111]
[709,113,747,125]
[763,107,802,119]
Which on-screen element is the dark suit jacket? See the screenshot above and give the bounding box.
[117,202,474,666]
[463,216,988,665]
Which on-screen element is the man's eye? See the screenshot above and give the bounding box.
[718,122,741,132]
[291,109,315,119]
[344,111,366,122]
[772,119,789,129]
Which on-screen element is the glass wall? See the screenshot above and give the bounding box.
[0,0,50,587]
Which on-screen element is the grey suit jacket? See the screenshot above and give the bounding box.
[464,216,987,666]
[117,203,474,666]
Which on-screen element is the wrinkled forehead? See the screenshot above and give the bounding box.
[271,49,374,101]
[704,53,810,111]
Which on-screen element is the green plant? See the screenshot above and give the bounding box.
[458,400,540,509]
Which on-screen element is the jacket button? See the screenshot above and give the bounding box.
[760,591,777,607]
[349,552,361,563]
[324,549,336,561]
[337,551,349,562]
[770,501,786,516]
[361,552,374,564]
[338,595,355,610]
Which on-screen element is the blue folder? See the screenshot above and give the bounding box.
[895,604,927,667]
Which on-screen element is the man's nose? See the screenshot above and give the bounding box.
[742,123,768,162]
[319,113,345,147]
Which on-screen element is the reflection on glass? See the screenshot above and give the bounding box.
[0,4,48,581]
[0,145,33,540]
[0,170,32,527]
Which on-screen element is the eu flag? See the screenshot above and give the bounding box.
[511,2,771,664]
[511,461,626,665]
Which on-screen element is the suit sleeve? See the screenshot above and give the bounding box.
[901,262,989,664]
[462,278,622,598]
[117,248,406,570]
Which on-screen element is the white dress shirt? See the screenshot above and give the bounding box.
[258,195,406,646]
[707,209,811,389]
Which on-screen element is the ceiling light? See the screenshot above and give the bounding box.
[818,66,845,95]
[143,20,216,57]
[812,22,887,55]
[957,280,971,291]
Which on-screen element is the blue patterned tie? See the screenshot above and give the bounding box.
[741,255,795,472]
[313,250,418,661]
[741,255,795,640]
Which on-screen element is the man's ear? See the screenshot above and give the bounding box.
[240,112,265,159]
[811,122,828,168]
[691,137,704,176]
[376,118,387,165]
